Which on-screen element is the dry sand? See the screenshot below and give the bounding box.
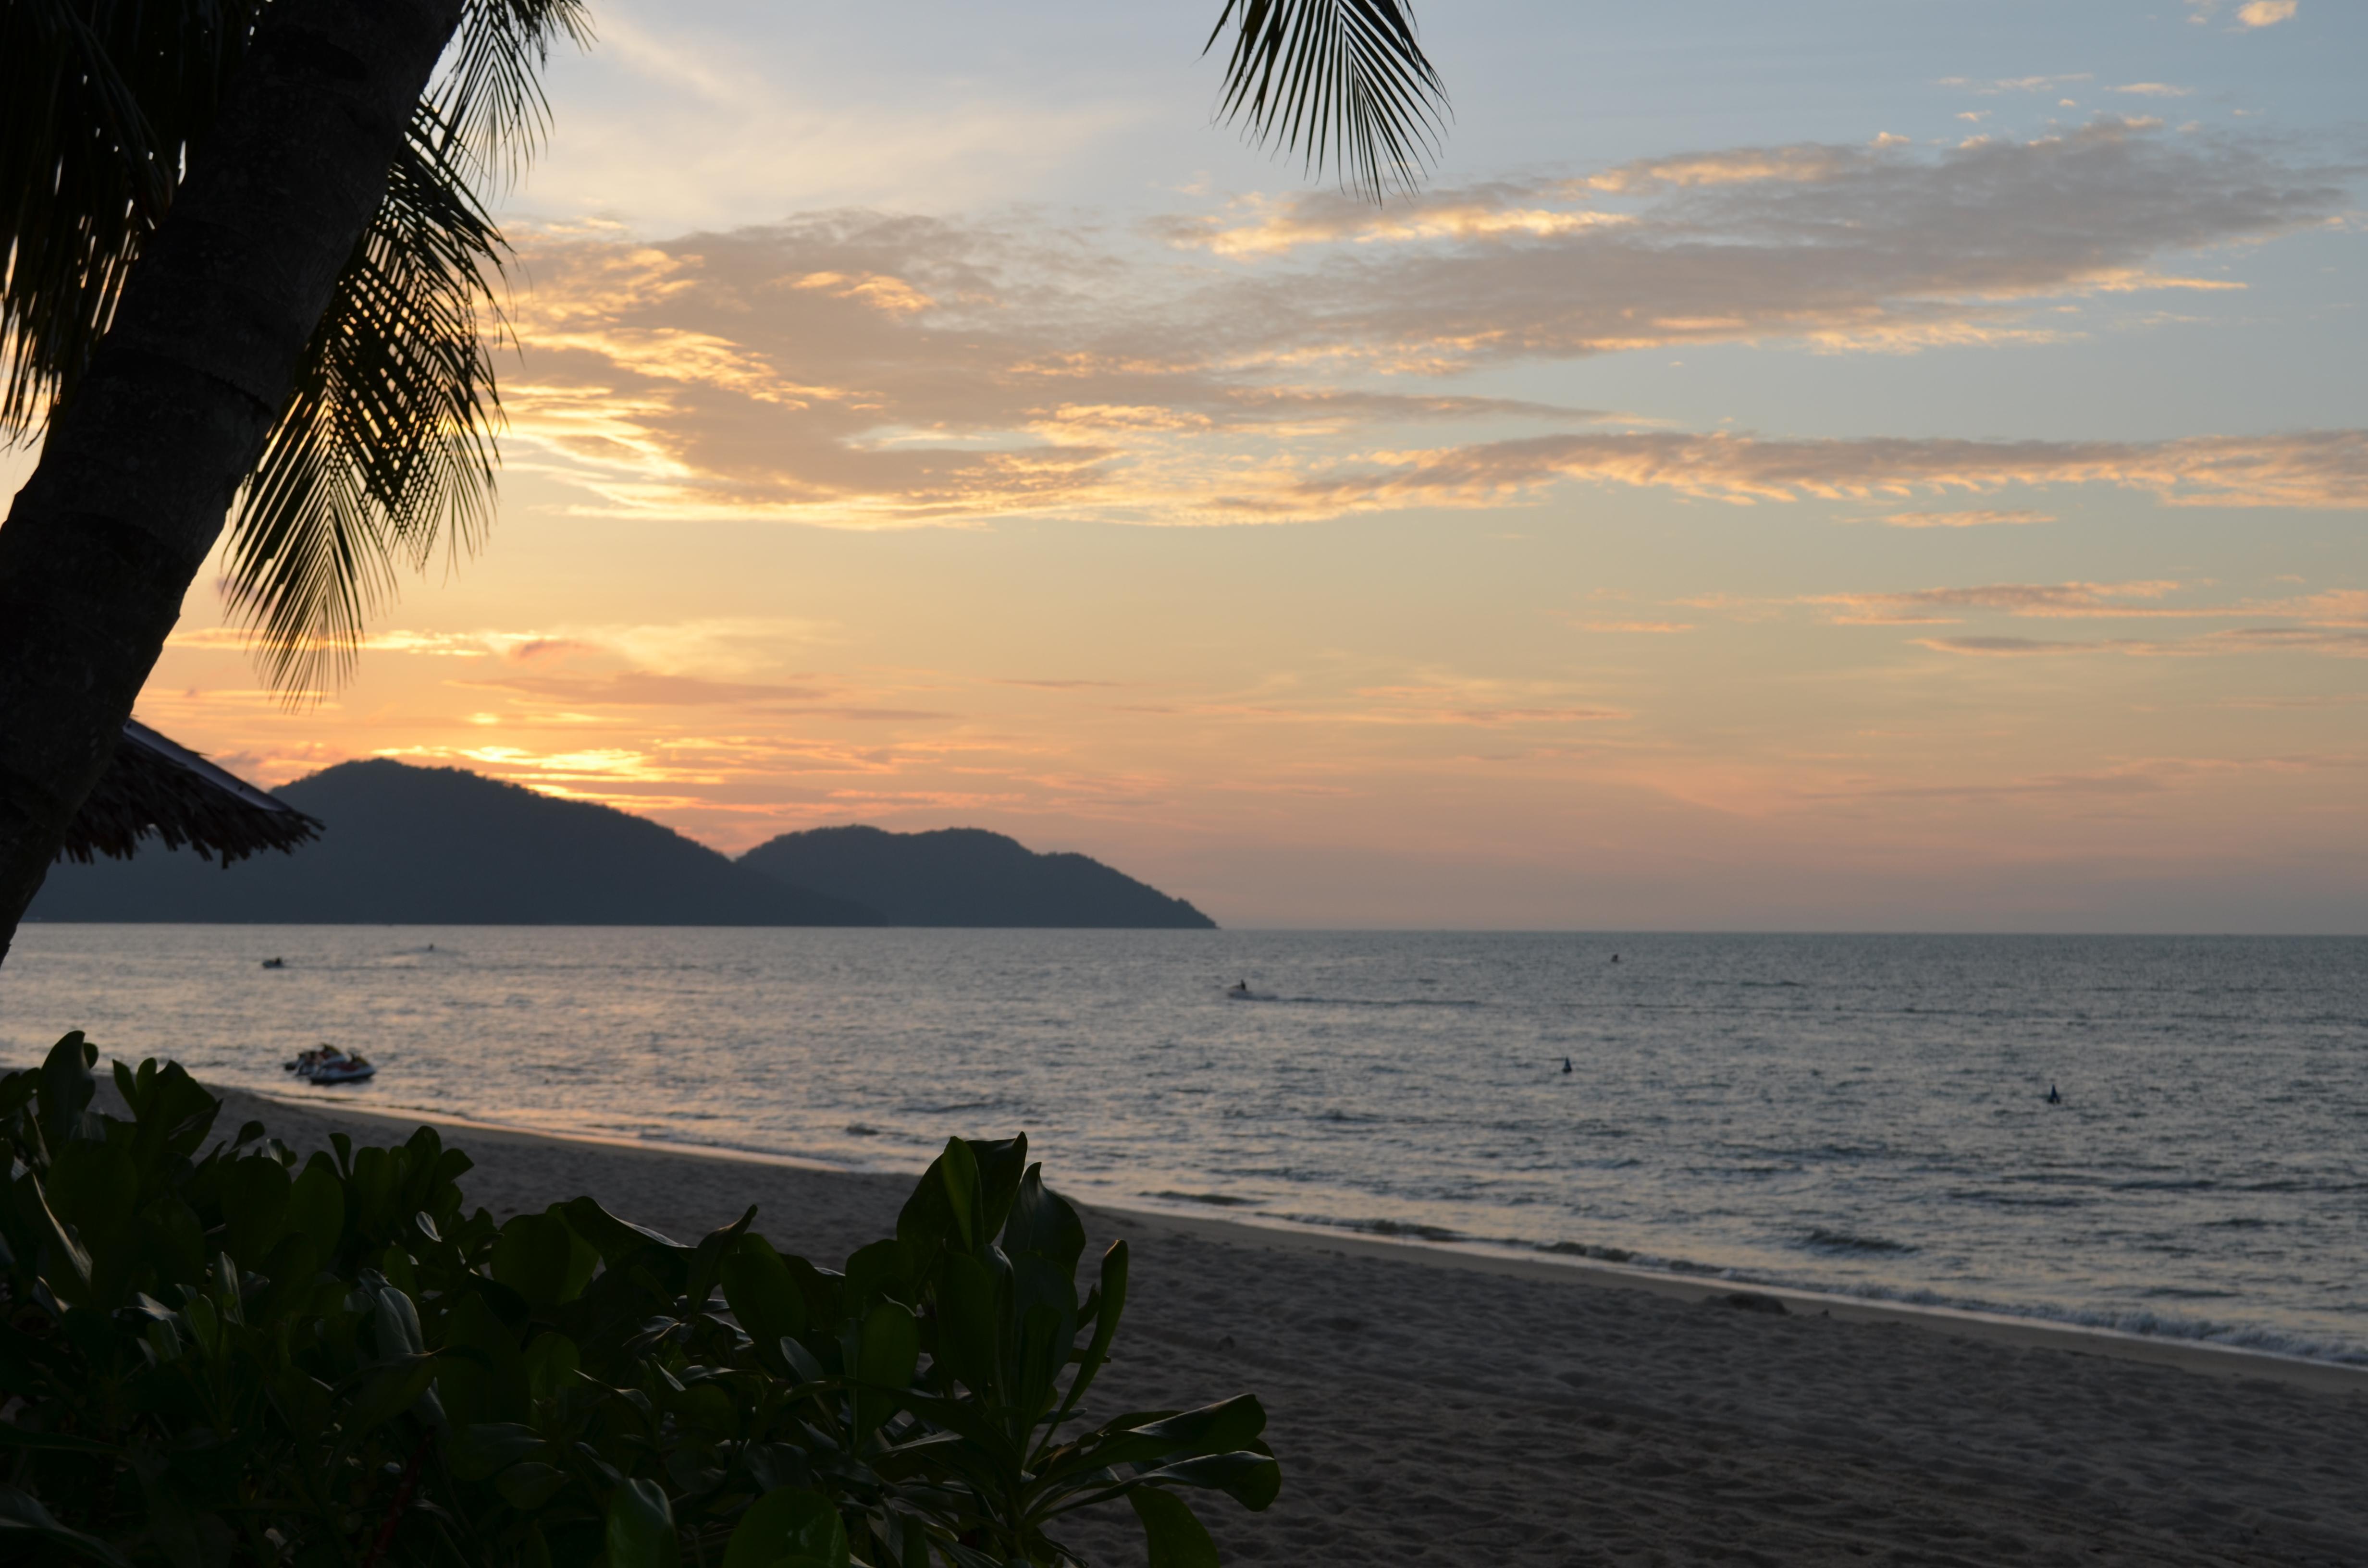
[222,1088,2368,1568]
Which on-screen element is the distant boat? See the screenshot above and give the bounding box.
[260,956,285,969]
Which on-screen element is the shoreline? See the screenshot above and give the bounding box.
[242,1083,2368,1396]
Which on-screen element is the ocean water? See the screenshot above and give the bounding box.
[5,926,2365,1363]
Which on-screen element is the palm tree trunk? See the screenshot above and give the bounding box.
[0,0,465,966]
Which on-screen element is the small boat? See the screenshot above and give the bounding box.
[260,957,285,969]
[286,1045,377,1085]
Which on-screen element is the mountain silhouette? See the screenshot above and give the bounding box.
[738,824,1215,928]
[27,759,880,925]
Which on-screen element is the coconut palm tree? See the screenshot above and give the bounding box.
[0,0,1445,960]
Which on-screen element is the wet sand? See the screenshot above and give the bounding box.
[227,1087,2368,1567]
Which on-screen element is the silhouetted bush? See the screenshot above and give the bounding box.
[0,1032,1275,1566]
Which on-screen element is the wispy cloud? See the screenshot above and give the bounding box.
[1937,73,2095,95]
[1919,627,2368,658]
[1815,581,2187,625]
[490,122,2355,528]
[1246,430,2368,517]
[1878,508,2055,528]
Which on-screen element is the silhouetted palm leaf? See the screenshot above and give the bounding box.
[3,0,585,700]
[223,109,509,693]
[0,0,263,434]
[1206,0,1448,200]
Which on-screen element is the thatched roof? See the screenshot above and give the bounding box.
[58,721,323,868]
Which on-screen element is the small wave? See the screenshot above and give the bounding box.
[1272,996,1484,1009]
[1945,1188,2093,1209]
[1801,1229,1917,1256]
[1148,1190,1258,1207]
[1812,1281,2368,1366]
[1288,1213,1463,1243]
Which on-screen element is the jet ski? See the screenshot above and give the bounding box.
[286,1045,377,1085]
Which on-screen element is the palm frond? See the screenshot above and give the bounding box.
[1205,0,1448,202]
[430,0,596,193]
[222,109,507,697]
[219,1,592,696]
[0,0,263,436]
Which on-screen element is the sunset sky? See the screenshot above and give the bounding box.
[37,0,2368,929]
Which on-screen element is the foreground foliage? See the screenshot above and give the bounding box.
[0,1033,1276,1566]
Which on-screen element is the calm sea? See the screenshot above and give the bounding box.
[6,926,2365,1363]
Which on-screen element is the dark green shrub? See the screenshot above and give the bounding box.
[0,1033,1276,1567]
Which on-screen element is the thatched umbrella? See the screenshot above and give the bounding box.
[59,721,322,868]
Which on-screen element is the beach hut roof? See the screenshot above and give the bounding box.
[58,721,323,868]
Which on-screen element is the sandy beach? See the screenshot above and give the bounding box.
[221,1086,2368,1568]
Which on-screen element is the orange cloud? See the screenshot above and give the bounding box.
[480,122,2350,529]
[1254,430,2368,516]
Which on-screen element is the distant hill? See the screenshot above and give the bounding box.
[738,824,1216,928]
[27,759,881,926]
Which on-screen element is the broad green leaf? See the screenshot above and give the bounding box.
[219,1152,292,1265]
[684,1204,758,1307]
[284,1155,345,1255]
[1130,1396,1267,1456]
[24,1174,94,1305]
[47,1139,136,1242]
[347,1145,400,1241]
[1138,1450,1283,1511]
[562,1195,682,1265]
[0,1482,131,1567]
[344,1356,441,1439]
[718,1234,806,1360]
[250,1232,323,1325]
[137,1196,208,1286]
[606,1478,679,1568]
[933,1252,1001,1401]
[968,1135,1029,1239]
[930,1138,980,1252]
[855,1300,919,1436]
[448,1421,546,1482]
[37,1032,99,1151]
[1002,1164,1085,1281]
[522,1331,580,1401]
[1130,1487,1220,1568]
[723,1488,848,1568]
[492,1211,579,1307]
[438,1291,530,1424]
[843,1237,910,1312]
[1011,1255,1078,1422]
[1056,1240,1129,1425]
[370,1281,427,1358]
[497,1460,571,1510]
[116,1058,220,1167]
